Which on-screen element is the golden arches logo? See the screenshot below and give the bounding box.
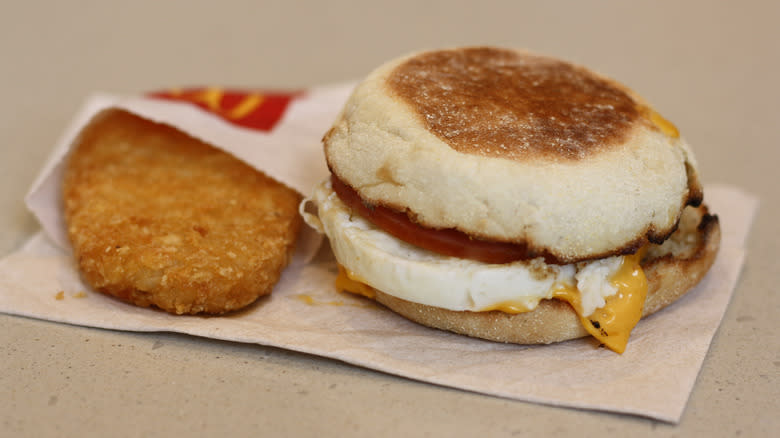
[149,87,299,132]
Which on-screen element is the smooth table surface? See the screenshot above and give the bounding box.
[1,1,778,436]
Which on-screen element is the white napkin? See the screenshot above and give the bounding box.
[0,87,758,422]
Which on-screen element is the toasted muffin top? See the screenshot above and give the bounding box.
[387,47,645,162]
[324,47,702,262]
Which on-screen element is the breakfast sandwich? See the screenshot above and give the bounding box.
[301,47,720,353]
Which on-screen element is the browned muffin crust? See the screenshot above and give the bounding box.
[387,47,648,161]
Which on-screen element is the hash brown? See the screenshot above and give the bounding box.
[63,109,302,314]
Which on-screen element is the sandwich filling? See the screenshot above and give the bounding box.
[302,178,649,353]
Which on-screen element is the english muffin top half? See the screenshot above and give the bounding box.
[325,47,702,263]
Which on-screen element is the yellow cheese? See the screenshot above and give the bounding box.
[553,251,647,353]
[643,106,680,138]
[479,301,534,313]
[335,265,376,299]
[334,252,648,353]
[587,251,647,353]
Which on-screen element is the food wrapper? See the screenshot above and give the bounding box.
[0,86,758,422]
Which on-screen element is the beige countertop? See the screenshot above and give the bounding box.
[1,1,777,436]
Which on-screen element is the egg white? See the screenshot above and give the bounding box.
[302,179,623,317]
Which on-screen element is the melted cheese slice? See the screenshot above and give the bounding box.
[337,254,647,354]
[306,180,649,353]
[642,106,680,138]
[335,265,376,299]
[551,251,647,353]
